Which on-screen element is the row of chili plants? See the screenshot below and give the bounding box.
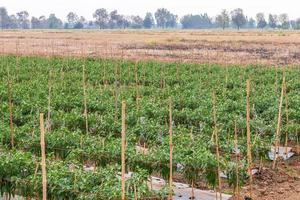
[0,55,299,199]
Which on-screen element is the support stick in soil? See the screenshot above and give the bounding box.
[168,98,173,200]
[40,113,47,200]
[8,78,14,148]
[212,92,222,200]
[246,80,253,199]
[272,76,285,169]
[82,65,89,135]
[121,101,126,200]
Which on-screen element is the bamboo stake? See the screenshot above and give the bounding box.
[191,180,195,199]
[246,80,253,199]
[121,101,126,200]
[47,70,52,132]
[135,61,140,110]
[212,92,222,200]
[8,76,14,148]
[168,98,173,200]
[40,113,47,200]
[272,76,285,169]
[134,183,137,200]
[297,130,299,155]
[82,65,89,134]
[234,120,240,200]
[284,81,289,155]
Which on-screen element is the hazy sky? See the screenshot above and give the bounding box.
[2,0,299,20]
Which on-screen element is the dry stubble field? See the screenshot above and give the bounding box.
[1,29,300,65]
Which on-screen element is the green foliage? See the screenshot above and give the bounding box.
[0,55,299,199]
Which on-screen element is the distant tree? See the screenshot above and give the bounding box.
[8,15,18,28]
[155,8,177,28]
[116,15,127,28]
[268,14,278,29]
[292,18,300,29]
[279,13,290,29]
[215,9,230,29]
[31,16,48,29]
[47,14,63,29]
[108,10,119,28]
[247,17,256,28]
[181,14,212,29]
[39,16,48,28]
[31,17,40,29]
[256,13,267,29]
[73,16,85,29]
[17,11,30,29]
[130,15,143,28]
[67,12,79,28]
[0,7,10,29]
[74,21,83,29]
[93,8,108,29]
[143,12,154,28]
[230,8,246,30]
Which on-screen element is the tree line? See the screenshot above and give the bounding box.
[1,7,300,30]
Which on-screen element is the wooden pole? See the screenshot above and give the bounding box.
[82,65,89,134]
[234,120,240,200]
[135,61,140,110]
[246,80,253,199]
[40,113,47,200]
[47,70,52,132]
[134,184,137,200]
[284,80,289,155]
[272,76,285,169]
[121,101,126,200]
[212,92,222,200]
[8,78,14,148]
[168,98,173,200]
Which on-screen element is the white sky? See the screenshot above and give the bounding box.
[2,0,299,20]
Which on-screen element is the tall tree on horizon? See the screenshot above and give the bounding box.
[17,11,30,29]
[155,8,177,28]
[256,12,267,29]
[0,7,10,29]
[230,8,247,30]
[93,8,108,29]
[268,14,278,29]
[216,9,230,29]
[143,12,154,28]
[66,12,79,28]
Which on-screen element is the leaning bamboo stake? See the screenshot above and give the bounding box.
[212,92,222,200]
[234,120,240,200]
[121,101,126,200]
[82,65,89,134]
[40,113,47,200]
[7,75,14,148]
[168,98,173,200]
[246,80,253,199]
[272,76,285,169]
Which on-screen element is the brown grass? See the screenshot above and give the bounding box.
[1,29,300,65]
